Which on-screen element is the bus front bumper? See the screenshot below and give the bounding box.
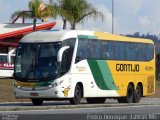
[14,87,71,99]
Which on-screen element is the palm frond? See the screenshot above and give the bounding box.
[77,9,104,24]
[11,11,32,21]
[11,0,55,22]
[47,4,59,18]
[55,0,104,29]
[11,11,22,20]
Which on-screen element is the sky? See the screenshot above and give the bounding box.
[0,0,160,35]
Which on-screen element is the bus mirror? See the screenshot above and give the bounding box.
[57,46,70,63]
[8,48,16,64]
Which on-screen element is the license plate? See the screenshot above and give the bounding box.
[30,93,38,97]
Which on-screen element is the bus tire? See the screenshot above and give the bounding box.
[86,97,106,104]
[117,84,134,103]
[69,84,82,105]
[32,99,43,106]
[133,84,142,103]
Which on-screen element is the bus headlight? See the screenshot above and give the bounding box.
[17,86,21,89]
[14,81,21,89]
[48,80,63,88]
[14,84,21,89]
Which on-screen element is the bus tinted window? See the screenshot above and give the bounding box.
[76,38,154,62]
[62,38,76,74]
[63,38,76,48]
[39,44,58,57]
[107,41,115,59]
[147,44,154,61]
[89,39,102,59]
[126,43,136,60]
[102,41,109,59]
[116,42,126,60]
[77,38,89,59]
[136,43,144,61]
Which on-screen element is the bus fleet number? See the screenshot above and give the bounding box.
[145,66,153,71]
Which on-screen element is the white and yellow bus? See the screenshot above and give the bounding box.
[14,30,155,105]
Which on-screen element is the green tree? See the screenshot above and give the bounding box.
[50,0,104,30]
[49,0,70,29]
[11,0,54,31]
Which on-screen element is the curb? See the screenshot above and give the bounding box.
[0,103,158,111]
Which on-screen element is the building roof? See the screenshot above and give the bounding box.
[0,22,56,39]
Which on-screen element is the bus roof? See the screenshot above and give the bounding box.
[20,30,78,43]
[20,30,154,44]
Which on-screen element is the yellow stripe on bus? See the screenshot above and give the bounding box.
[94,32,153,44]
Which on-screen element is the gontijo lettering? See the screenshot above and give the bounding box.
[116,64,140,72]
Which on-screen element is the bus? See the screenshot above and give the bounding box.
[0,49,15,78]
[14,30,155,105]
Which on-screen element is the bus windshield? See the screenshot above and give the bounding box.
[15,42,62,81]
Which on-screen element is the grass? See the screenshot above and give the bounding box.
[147,80,160,98]
[0,78,29,102]
[0,79,160,102]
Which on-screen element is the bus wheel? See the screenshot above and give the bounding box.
[117,84,134,103]
[31,99,43,106]
[86,97,106,104]
[69,84,82,105]
[133,84,142,103]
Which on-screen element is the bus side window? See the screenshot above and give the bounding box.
[89,39,102,59]
[102,41,109,59]
[61,49,70,75]
[107,42,115,59]
[76,38,89,62]
[62,38,76,73]
[147,44,154,61]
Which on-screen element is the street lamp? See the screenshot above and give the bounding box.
[112,0,114,34]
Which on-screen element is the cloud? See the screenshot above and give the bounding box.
[51,17,71,30]
[76,0,146,34]
[115,0,144,17]
[53,18,63,30]
[76,4,115,33]
[113,0,144,34]
[1,0,160,35]
[138,16,151,28]
[137,0,160,34]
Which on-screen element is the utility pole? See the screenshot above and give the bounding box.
[112,0,114,34]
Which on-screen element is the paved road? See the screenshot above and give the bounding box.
[0,98,160,120]
[0,105,160,120]
[0,98,160,108]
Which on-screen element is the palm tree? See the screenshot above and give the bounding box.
[49,0,70,29]
[50,0,104,30]
[11,0,53,31]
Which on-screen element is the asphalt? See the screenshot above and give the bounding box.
[0,98,160,120]
[0,98,159,111]
[0,105,160,120]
